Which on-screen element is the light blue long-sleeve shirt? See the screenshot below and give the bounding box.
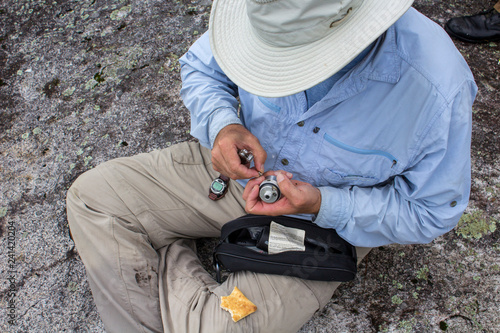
[179,8,477,247]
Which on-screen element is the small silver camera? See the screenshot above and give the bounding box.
[259,175,281,203]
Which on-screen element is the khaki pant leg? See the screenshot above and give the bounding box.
[66,142,247,333]
[67,169,164,333]
[159,239,371,333]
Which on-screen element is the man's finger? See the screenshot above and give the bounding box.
[242,176,265,200]
[276,172,300,200]
[245,184,261,214]
[248,145,267,174]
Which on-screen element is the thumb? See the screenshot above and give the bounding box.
[276,172,299,198]
[250,146,267,174]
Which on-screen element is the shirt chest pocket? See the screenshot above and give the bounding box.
[314,133,398,187]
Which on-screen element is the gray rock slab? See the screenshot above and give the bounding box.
[0,0,498,332]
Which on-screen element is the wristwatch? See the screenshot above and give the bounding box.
[209,174,230,201]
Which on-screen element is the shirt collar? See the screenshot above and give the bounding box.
[322,24,402,102]
[299,25,401,118]
[356,25,401,84]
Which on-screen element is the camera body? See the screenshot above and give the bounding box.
[259,175,281,203]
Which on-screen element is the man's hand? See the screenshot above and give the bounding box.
[243,171,322,216]
[212,124,266,179]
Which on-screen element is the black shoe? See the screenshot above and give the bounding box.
[445,9,500,43]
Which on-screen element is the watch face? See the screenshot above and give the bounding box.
[211,179,226,194]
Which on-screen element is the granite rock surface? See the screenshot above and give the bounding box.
[0,0,498,332]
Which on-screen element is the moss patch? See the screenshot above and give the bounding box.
[456,210,497,240]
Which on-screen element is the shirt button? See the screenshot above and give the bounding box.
[450,201,457,207]
[313,127,320,133]
[297,121,305,127]
[281,159,289,166]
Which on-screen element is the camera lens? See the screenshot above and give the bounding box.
[259,176,281,203]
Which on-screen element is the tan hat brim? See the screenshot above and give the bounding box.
[209,0,414,97]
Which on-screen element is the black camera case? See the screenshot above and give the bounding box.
[213,214,357,282]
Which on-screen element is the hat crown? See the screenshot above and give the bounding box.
[247,0,363,47]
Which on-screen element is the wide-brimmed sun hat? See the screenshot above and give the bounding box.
[209,0,414,97]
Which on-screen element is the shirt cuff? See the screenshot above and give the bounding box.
[208,107,243,148]
[313,186,351,230]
